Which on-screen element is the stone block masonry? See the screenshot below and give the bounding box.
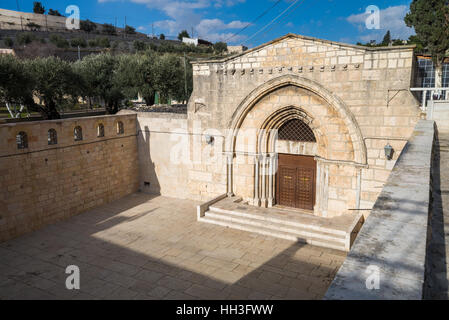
[0,114,139,242]
[324,120,435,299]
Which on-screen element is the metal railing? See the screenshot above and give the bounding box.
[410,87,449,112]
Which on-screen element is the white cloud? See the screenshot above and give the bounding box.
[98,0,248,43]
[346,5,415,42]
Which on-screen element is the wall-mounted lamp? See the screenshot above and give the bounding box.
[384,143,394,160]
[205,135,214,145]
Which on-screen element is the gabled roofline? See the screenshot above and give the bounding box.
[193,33,416,64]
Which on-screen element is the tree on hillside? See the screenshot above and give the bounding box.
[114,54,143,102]
[155,53,186,103]
[213,41,227,54]
[48,9,63,16]
[75,54,123,114]
[0,55,34,118]
[102,23,116,35]
[136,52,158,105]
[177,30,190,40]
[33,2,46,14]
[26,57,77,119]
[408,35,425,52]
[80,20,97,33]
[405,0,449,88]
[381,30,391,46]
[159,34,165,40]
[125,25,136,34]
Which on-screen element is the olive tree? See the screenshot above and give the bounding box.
[26,57,77,119]
[155,53,186,103]
[75,54,123,114]
[0,55,34,118]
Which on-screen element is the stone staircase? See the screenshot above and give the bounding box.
[198,196,364,252]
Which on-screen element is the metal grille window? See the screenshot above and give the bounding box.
[16,131,28,149]
[117,121,124,135]
[74,126,83,141]
[48,129,57,145]
[278,119,316,142]
[97,123,105,137]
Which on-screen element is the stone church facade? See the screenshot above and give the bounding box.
[0,33,424,242]
[141,33,420,218]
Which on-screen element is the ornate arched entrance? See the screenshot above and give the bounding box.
[224,75,367,217]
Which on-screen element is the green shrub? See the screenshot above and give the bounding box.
[16,32,36,45]
[4,37,13,47]
[88,39,98,47]
[49,34,69,48]
[70,37,87,48]
[133,40,146,51]
[98,37,110,48]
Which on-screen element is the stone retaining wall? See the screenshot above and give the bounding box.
[0,114,139,242]
[324,120,435,299]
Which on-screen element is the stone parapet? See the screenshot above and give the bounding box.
[324,120,435,299]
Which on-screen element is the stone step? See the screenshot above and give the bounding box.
[200,211,347,251]
[205,209,346,243]
[209,204,347,237]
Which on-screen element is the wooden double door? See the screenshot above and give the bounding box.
[276,154,316,211]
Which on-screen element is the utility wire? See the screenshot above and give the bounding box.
[248,0,306,45]
[242,0,303,45]
[224,0,282,43]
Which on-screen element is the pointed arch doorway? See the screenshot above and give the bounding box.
[274,118,317,211]
[276,154,316,211]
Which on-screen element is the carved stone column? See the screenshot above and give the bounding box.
[267,153,275,207]
[225,152,234,197]
[261,153,267,207]
[253,154,260,206]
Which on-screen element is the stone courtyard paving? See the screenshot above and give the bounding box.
[0,193,346,300]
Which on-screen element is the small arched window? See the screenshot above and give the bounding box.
[48,128,57,145]
[74,126,83,141]
[97,123,105,137]
[278,119,316,142]
[117,121,124,135]
[16,131,28,149]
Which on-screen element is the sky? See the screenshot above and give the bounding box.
[1,0,416,48]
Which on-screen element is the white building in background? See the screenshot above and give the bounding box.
[182,37,198,46]
[227,45,247,54]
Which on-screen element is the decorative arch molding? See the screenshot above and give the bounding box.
[256,105,327,158]
[226,74,367,165]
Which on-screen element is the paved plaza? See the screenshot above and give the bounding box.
[0,193,346,300]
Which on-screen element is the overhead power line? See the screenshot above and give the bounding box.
[224,0,282,43]
[242,0,304,45]
[248,0,306,45]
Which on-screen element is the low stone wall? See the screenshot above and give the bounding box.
[132,110,227,201]
[325,120,435,299]
[0,114,139,242]
[428,101,449,132]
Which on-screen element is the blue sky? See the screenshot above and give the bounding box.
[2,0,415,47]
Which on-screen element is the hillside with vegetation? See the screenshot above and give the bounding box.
[0,3,232,120]
[0,46,206,120]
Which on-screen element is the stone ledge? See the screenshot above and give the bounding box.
[324,119,435,300]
